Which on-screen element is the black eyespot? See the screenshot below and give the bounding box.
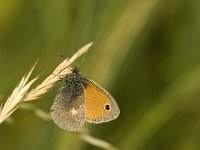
[105,104,110,111]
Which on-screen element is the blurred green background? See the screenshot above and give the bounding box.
[1,0,200,150]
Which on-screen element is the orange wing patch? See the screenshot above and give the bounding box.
[84,83,111,123]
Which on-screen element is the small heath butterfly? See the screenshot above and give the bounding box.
[50,66,120,131]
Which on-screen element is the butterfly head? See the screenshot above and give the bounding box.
[71,66,80,75]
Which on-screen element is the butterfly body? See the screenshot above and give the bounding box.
[51,67,120,131]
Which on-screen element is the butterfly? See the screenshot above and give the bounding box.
[50,66,120,131]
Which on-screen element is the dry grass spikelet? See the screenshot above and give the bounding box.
[0,42,93,124]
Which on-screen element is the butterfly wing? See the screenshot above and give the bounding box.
[81,77,120,123]
[50,77,86,131]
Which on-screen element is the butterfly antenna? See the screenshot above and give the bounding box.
[77,50,88,68]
